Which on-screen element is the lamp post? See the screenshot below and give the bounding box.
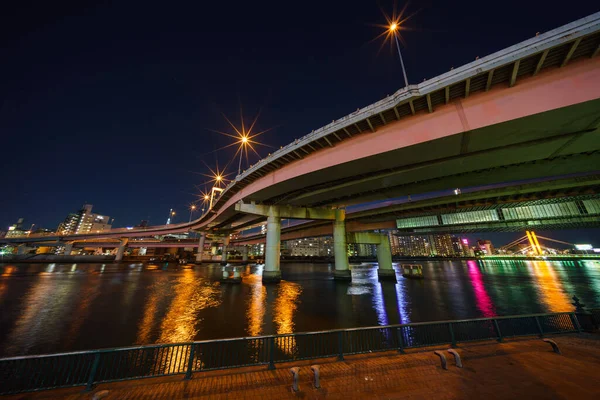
[389,23,409,88]
[189,205,196,223]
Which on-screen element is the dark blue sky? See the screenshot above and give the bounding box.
[1,1,598,244]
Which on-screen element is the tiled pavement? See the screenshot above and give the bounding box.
[6,334,600,399]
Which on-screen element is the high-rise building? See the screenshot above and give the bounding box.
[477,239,495,255]
[451,236,464,256]
[396,235,433,256]
[430,234,456,256]
[57,204,112,235]
[283,237,333,257]
[388,231,401,255]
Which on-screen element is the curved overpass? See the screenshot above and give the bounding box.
[5,12,600,246]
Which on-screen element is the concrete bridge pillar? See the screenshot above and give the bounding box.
[242,245,248,262]
[333,209,351,281]
[264,215,282,283]
[196,233,206,263]
[221,236,230,264]
[115,240,127,262]
[63,243,73,256]
[377,235,396,282]
[17,244,27,255]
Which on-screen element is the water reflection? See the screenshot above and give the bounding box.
[273,280,301,354]
[3,273,79,355]
[136,274,170,345]
[467,260,496,317]
[245,266,266,337]
[394,278,410,324]
[157,270,221,343]
[527,261,571,312]
[1,260,600,357]
[372,283,389,326]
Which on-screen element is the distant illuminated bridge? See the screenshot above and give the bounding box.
[3,13,600,282]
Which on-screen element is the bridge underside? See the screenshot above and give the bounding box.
[213,95,600,232]
[231,177,600,244]
[246,98,600,208]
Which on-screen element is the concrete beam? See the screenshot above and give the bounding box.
[561,38,582,67]
[464,78,471,98]
[510,60,520,87]
[346,232,384,245]
[485,69,494,91]
[534,49,549,75]
[235,201,336,220]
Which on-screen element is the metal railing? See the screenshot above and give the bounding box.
[0,311,590,395]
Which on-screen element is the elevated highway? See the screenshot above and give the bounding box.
[230,174,600,244]
[4,13,600,281]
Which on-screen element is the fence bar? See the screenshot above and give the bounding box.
[268,337,275,370]
[396,327,405,354]
[570,313,582,333]
[184,345,195,380]
[337,331,344,361]
[535,316,544,337]
[84,353,101,392]
[448,323,456,347]
[493,319,503,342]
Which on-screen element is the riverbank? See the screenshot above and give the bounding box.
[6,333,599,399]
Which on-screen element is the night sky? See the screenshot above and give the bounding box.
[1,1,599,245]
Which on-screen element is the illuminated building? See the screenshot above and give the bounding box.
[283,237,333,257]
[249,243,265,257]
[430,234,456,256]
[348,243,376,257]
[57,204,112,235]
[396,235,433,256]
[388,231,401,255]
[5,218,30,238]
[477,239,495,255]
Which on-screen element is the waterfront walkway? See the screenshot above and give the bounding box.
[6,334,600,399]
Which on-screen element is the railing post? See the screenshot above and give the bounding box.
[337,331,344,361]
[571,313,582,333]
[268,337,276,370]
[85,352,101,392]
[184,344,196,380]
[493,319,503,342]
[535,316,544,337]
[396,327,405,354]
[448,323,456,348]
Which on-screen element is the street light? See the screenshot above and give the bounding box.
[189,204,196,223]
[388,22,409,88]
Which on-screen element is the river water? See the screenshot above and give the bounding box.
[0,260,599,357]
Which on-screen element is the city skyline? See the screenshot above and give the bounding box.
[2,1,599,232]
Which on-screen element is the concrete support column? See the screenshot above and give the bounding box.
[17,244,27,255]
[377,236,397,282]
[263,215,282,283]
[196,233,206,263]
[242,246,248,262]
[115,241,127,262]
[333,209,351,281]
[63,243,73,256]
[221,236,230,265]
